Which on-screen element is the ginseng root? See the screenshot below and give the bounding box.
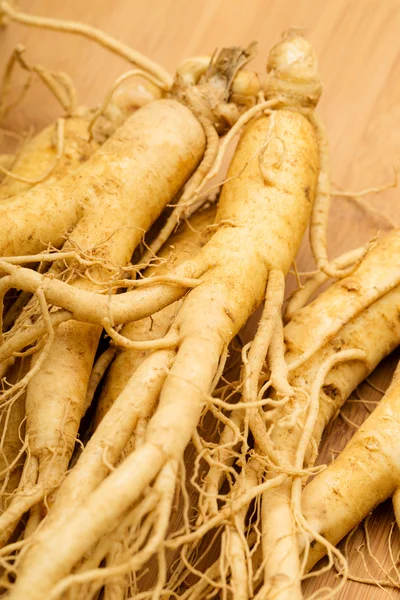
[3,32,322,600]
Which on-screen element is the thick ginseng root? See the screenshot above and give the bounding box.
[0,48,260,357]
[5,47,320,597]
[79,210,215,597]
[94,206,216,428]
[301,357,400,571]
[0,98,202,257]
[0,43,254,557]
[0,44,255,542]
[197,231,400,599]
[215,32,396,599]
[91,210,215,599]
[0,98,205,547]
[0,44,257,259]
[259,276,400,598]
[199,273,400,600]
[266,32,370,279]
[256,234,400,598]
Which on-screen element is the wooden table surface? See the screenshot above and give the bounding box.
[1,1,400,598]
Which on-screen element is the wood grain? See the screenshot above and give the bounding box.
[1,1,400,598]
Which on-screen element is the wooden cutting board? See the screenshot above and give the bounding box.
[1,1,400,598]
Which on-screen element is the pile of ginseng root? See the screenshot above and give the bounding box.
[0,4,399,600]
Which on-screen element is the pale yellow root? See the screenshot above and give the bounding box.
[3,34,319,595]
[0,100,204,546]
[0,454,41,546]
[261,476,301,599]
[37,346,174,526]
[0,259,202,337]
[143,111,219,262]
[102,541,127,600]
[0,310,72,366]
[0,289,61,545]
[243,270,292,477]
[226,232,400,599]
[1,98,203,257]
[49,460,177,600]
[94,207,216,427]
[244,270,287,405]
[86,211,216,594]
[0,86,139,202]
[268,316,292,397]
[23,320,100,499]
[302,359,400,571]
[257,286,400,593]
[265,30,351,280]
[65,98,318,593]
[268,32,371,280]
[308,290,400,463]
[0,97,205,353]
[22,502,41,540]
[6,93,319,598]
[267,350,364,600]
[0,42,257,264]
[0,108,319,330]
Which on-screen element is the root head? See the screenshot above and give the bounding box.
[265,29,323,109]
[172,43,259,132]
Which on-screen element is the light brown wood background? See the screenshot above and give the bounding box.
[1,1,400,598]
